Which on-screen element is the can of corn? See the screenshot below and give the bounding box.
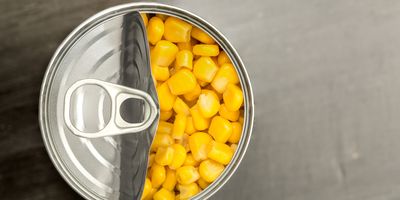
[39,2,254,200]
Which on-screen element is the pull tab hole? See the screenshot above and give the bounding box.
[119,98,145,124]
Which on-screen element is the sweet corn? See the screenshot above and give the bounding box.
[147,17,164,45]
[176,166,200,184]
[156,13,168,21]
[153,188,175,200]
[151,164,166,188]
[223,84,243,111]
[191,27,215,44]
[155,146,174,166]
[189,132,212,161]
[172,114,187,139]
[239,116,244,125]
[177,41,192,51]
[175,50,193,70]
[151,40,179,67]
[163,169,177,191]
[157,121,173,135]
[183,153,199,167]
[169,144,187,169]
[173,97,190,116]
[189,105,210,131]
[198,90,220,118]
[208,116,233,143]
[164,17,192,43]
[151,132,173,151]
[160,110,173,121]
[177,133,190,152]
[228,122,242,143]
[193,57,219,82]
[211,63,239,93]
[148,153,155,167]
[142,178,152,199]
[207,141,234,165]
[143,188,157,200]
[219,103,240,121]
[151,64,170,81]
[167,69,197,95]
[141,13,148,27]
[198,80,209,87]
[178,183,200,199]
[199,159,224,182]
[197,178,210,190]
[157,83,176,111]
[185,116,196,135]
[183,83,201,102]
[230,143,238,152]
[217,51,231,65]
[193,44,220,57]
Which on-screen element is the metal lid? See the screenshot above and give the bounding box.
[39,10,158,200]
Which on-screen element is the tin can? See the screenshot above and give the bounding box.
[39,2,254,200]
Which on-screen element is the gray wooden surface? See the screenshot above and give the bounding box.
[1,0,400,199]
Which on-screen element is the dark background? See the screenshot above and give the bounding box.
[2,0,400,199]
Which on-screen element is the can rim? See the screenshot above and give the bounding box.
[39,2,254,200]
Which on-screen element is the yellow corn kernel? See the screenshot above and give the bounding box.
[217,51,231,65]
[190,105,210,131]
[177,41,192,51]
[167,69,197,95]
[160,110,173,121]
[228,122,242,143]
[198,80,209,87]
[189,132,212,161]
[193,57,219,82]
[151,164,166,188]
[156,13,167,20]
[172,114,187,139]
[147,17,164,45]
[219,103,240,121]
[142,188,157,200]
[198,90,220,118]
[207,141,234,165]
[153,188,174,200]
[199,159,224,182]
[164,17,192,43]
[169,144,187,169]
[211,63,240,93]
[142,178,152,199]
[176,166,200,184]
[197,178,210,190]
[155,146,174,166]
[175,50,193,70]
[211,56,219,66]
[157,121,173,135]
[151,40,179,67]
[230,143,238,152]
[193,44,220,57]
[151,132,173,151]
[180,133,191,152]
[141,13,148,27]
[178,183,200,199]
[148,153,155,167]
[183,153,199,166]
[185,116,196,135]
[223,84,243,111]
[151,64,170,81]
[162,169,177,191]
[157,83,176,111]
[191,27,215,44]
[173,97,190,116]
[239,116,244,125]
[183,83,201,102]
[209,116,233,143]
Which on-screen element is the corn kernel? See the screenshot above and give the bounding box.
[183,153,199,166]
[152,40,179,67]
[153,188,175,200]
[172,114,187,139]
[160,110,173,121]
[176,166,200,184]
[223,84,243,111]
[189,132,212,161]
[156,13,168,21]
[151,64,170,81]
[164,17,192,43]
[230,143,238,151]
[177,41,192,51]
[147,17,164,45]
[197,178,210,190]
[175,50,193,70]
[163,168,177,191]
[183,84,201,102]
[191,27,215,44]
[207,141,233,165]
[193,57,219,82]
[219,103,240,121]
[141,13,148,27]
[151,132,173,151]
[169,144,187,169]
[198,80,209,87]
[155,146,174,166]
[157,83,176,111]
[190,105,210,131]
[167,69,197,95]
[142,178,152,199]
[239,116,244,125]
[157,121,173,135]
[199,159,224,182]
[211,63,239,93]
[151,164,166,188]
[178,183,200,199]
[148,153,155,167]
[217,51,231,65]
[208,116,233,143]
[193,44,220,57]
[185,116,196,135]
[142,188,157,200]
[198,90,220,118]
[228,122,242,143]
[173,97,190,116]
